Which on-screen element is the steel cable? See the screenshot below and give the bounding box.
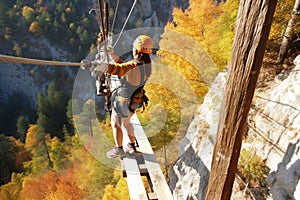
[112,0,137,48]
[0,54,81,66]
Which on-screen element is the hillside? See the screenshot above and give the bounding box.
[0,0,188,135]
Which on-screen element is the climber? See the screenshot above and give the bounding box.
[81,34,153,158]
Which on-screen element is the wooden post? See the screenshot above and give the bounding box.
[205,0,277,199]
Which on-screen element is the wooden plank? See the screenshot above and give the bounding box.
[121,153,148,177]
[130,114,173,200]
[135,152,148,176]
[147,192,158,200]
[122,153,148,200]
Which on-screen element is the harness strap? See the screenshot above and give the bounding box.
[139,62,146,86]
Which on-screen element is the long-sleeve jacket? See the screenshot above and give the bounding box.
[106,54,151,87]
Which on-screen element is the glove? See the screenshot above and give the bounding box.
[91,61,108,77]
[107,46,114,55]
[80,59,92,70]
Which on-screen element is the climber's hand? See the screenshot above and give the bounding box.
[80,59,92,70]
[91,61,108,77]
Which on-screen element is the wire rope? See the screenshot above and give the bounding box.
[112,0,137,48]
[0,54,81,66]
[110,0,120,33]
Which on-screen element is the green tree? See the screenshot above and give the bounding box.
[0,136,13,186]
[66,98,83,135]
[0,0,10,39]
[0,1,6,28]
[36,92,51,134]
[24,125,52,174]
[0,92,35,138]
[37,10,51,29]
[24,125,42,153]
[16,116,29,142]
[56,2,64,13]
[76,99,96,137]
[49,137,69,172]
[36,82,70,140]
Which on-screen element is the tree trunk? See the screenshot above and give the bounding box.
[43,138,53,168]
[276,0,300,64]
[205,1,277,200]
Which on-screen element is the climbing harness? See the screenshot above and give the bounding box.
[90,0,140,115]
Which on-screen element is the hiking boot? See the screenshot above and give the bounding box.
[124,143,137,153]
[107,147,126,158]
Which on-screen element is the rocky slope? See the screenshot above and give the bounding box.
[0,39,76,109]
[169,55,300,199]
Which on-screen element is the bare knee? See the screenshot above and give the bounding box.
[122,118,133,133]
[111,120,121,130]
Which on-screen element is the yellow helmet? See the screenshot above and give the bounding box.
[133,35,153,54]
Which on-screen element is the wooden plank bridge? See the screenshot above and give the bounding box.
[120,114,173,200]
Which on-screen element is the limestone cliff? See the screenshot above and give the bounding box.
[169,55,300,199]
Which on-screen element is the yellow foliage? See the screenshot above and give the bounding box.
[24,124,40,152]
[201,0,239,67]
[13,44,22,56]
[102,177,130,200]
[157,0,222,106]
[269,0,299,40]
[65,7,71,13]
[22,6,34,22]
[141,1,239,153]
[158,0,239,72]
[29,21,42,36]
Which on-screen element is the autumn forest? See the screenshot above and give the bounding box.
[0,0,299,199]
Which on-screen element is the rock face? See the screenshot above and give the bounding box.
[169,55,300,199]
[264,56,300,200]
[113,0,188,32]
[0,38,75,106]
[169,72,226,200]
[266,139,300,200]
